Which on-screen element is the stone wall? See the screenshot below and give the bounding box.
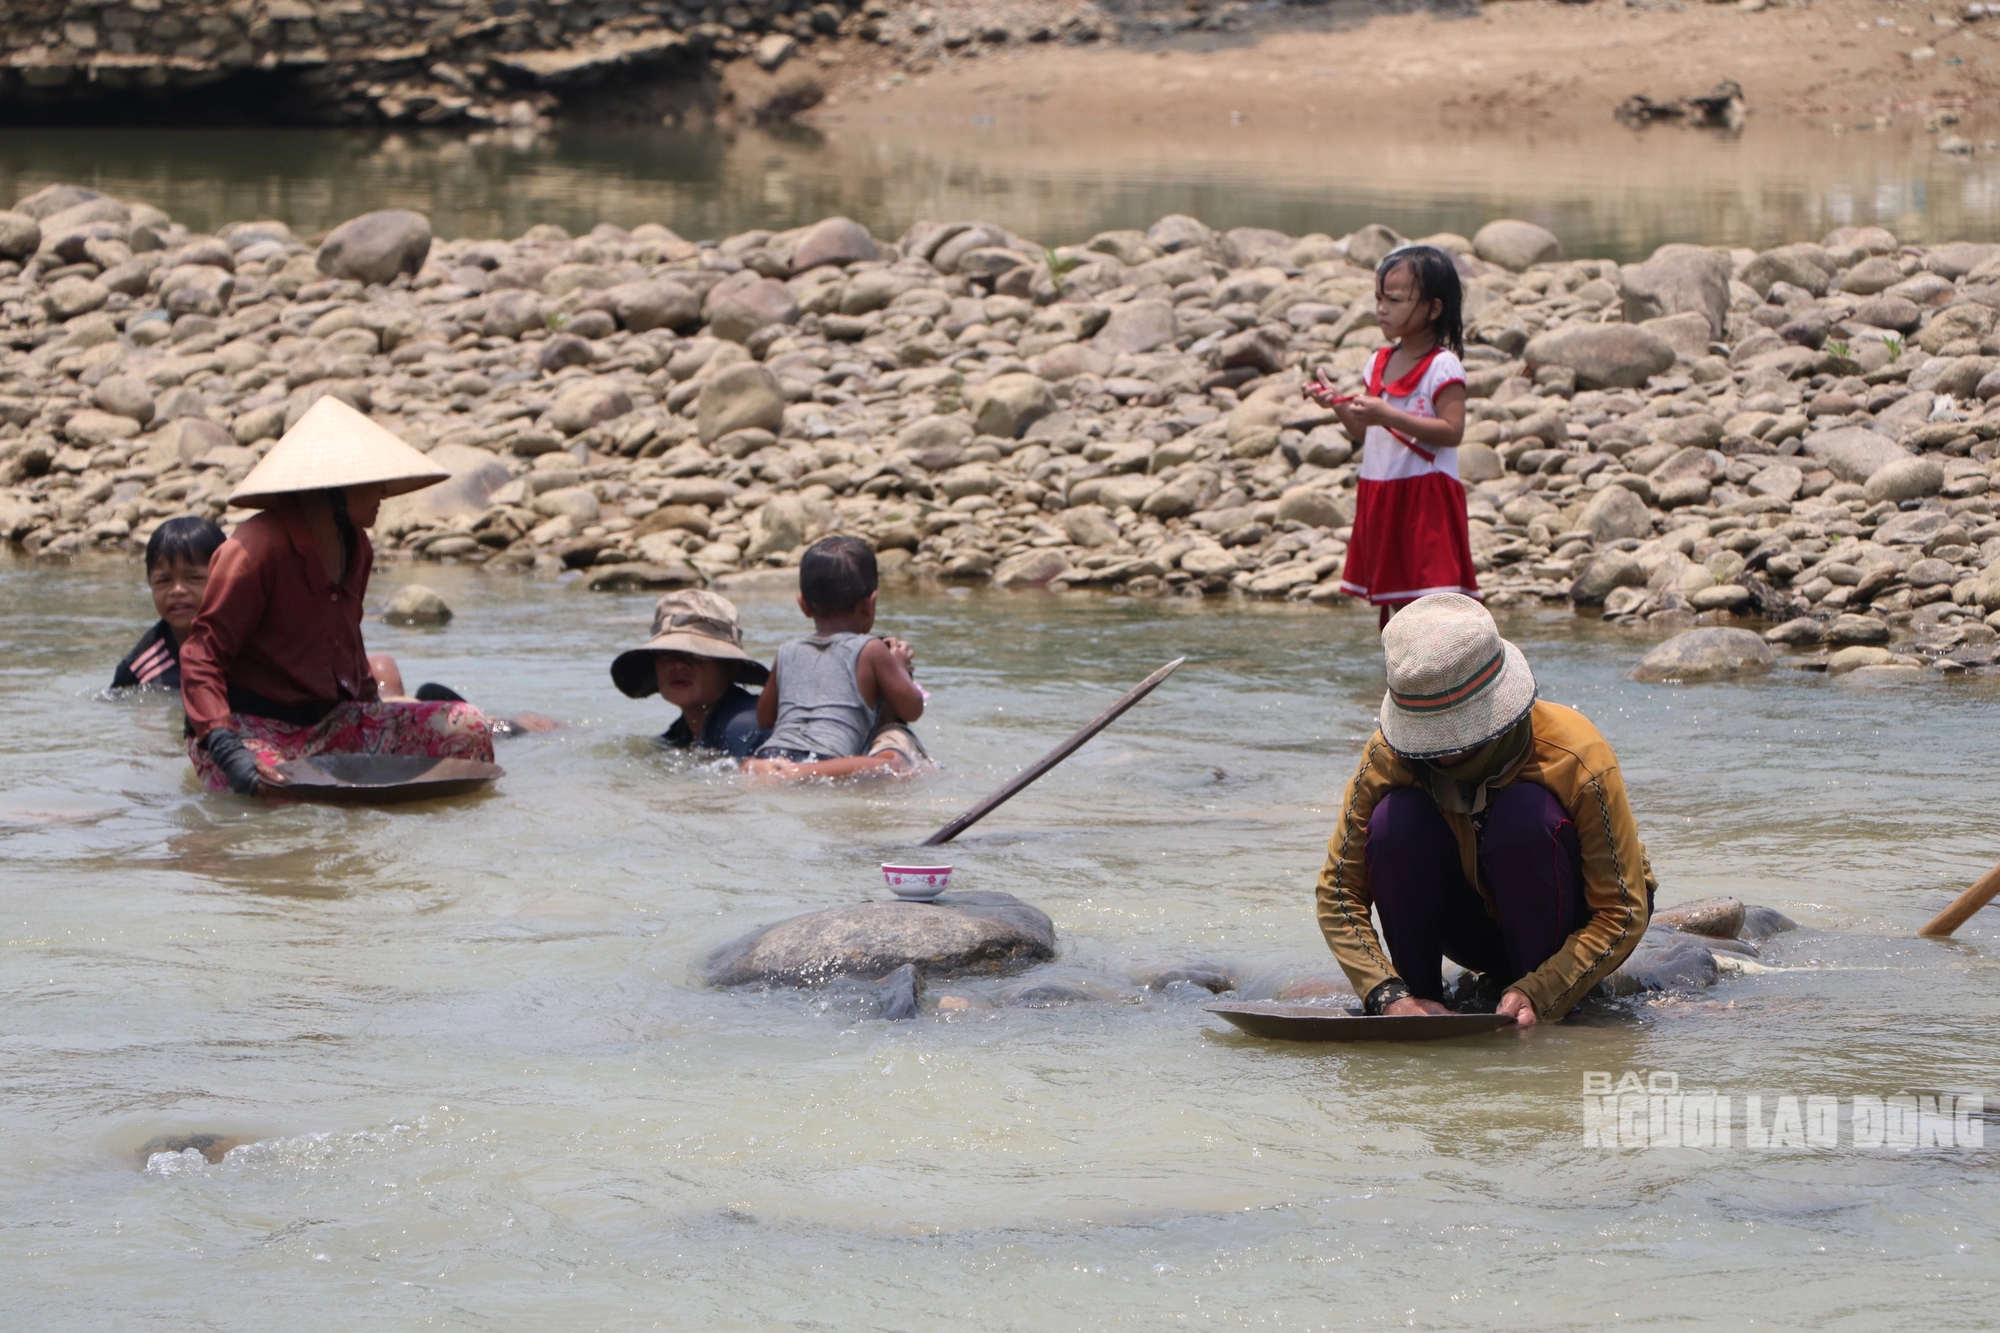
[0,0,881,126]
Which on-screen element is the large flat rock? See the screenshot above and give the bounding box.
[703,890,1057,987]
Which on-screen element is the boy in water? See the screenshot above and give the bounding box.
[744,535,927,779]
[113,517,227,689]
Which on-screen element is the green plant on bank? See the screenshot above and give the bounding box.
[545,312,570,332]
[1045,247,1083,291]
[1883,333,1905,361]
[1824,339,1850,360]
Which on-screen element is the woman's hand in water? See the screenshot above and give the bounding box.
[1383,996,1453,1017]
[1497,989,1539,1028]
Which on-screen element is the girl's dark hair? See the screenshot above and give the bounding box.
[1376,245,1464,356]
[798,534,878,615]
[144,516,226,573]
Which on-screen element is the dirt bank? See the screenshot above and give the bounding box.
[813,0,2000,131]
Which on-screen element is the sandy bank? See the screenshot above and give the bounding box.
[816,0,2000,131]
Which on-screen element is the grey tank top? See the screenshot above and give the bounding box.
[763,632,879,758]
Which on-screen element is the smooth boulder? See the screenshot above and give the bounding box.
[1579,483,1655,542]
[316,210,432,286]
[1801,426,1910,484]
[1523,324,1675,390]
[1473,219,1562,272]
[702,890,1058,986]
[1620,243,1731,336]
[697,363,785,444]
[382,584,453,625]
[967,372,1056,439]
[1632,627,1775,682]
[1652,895,1745,938]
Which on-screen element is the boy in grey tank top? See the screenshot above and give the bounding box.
[745,535,928,779]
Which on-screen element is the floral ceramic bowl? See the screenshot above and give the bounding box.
[881,864,953,900]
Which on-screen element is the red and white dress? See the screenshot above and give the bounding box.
[1338,344,1481,606]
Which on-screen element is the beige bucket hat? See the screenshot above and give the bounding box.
[1377,593,1537,759]
[611,589,769,697]
[229,396,449,510]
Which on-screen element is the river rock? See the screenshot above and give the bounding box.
[1632,627,1775,682]
[0,211,40,260]
[1092,299,1177,355]
[874,962,923,1019]
[92,374,155,424]
[993,548,1070,588]
[1863,455,1944,503]
[1473,219,1562,271]
[482,289,545,338]
[1802,426,1909,483]
[967,372,1055,438]
[791,216,879,271]
[702,890,1058,987]
[1570,550,1648,604]
[378,443,510,532]
[316,209,432,285]
[1739,905,1799,939]
[1652,895,1744,938]
[607,278,700,332]
[1826,613,1890,645]
[1620,243,1732,335]
[382,583,453,625]
[550,380,632,435]
[63,409,141,445]
[744,493,806,559]
[144,417,230,471]
[1579,483,1655,542]
[1602,936,1721,995]
[1275,485,1351,530]
[697,362,785,443]
[707,276,800,343]
[1524,324,1675,389]
[43,276,108,321]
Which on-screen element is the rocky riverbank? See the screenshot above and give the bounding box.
[7,185,2000,674]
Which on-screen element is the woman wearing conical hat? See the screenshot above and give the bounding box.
[179,397,495,795]
[1314,594,1656,1027]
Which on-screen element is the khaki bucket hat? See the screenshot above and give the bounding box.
[229,396,449,510]
[1377,593,1537,759]
[611,590,769,697]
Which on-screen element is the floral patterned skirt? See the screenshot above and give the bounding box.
[187,700,494,792]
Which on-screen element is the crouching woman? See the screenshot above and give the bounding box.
[1316,594,1654,1027]
[180,398,494,795]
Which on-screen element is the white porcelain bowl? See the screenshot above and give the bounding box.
[882,864,953,900]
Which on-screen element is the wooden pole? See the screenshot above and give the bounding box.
[1918,861,2000,938]
[920,657,1186,847]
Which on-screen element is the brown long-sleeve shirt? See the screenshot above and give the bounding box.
[180,507,378,739]
[1315,700,1655,1020]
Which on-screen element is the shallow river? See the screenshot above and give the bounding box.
[3,555,1996,1328]
[5,110,2000,259]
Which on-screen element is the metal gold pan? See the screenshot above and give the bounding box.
[1206,1001,1516,1042]
[275,755,504,804]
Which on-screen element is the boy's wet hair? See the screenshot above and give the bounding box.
[144,516,226,574]
[1376,245,1465,356]
[798,534,878,615]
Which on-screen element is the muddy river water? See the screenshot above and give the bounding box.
[5,111,2000,260]
[3,553,1996,1327]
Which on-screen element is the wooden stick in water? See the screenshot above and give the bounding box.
[920,657,1187,847]
[1917,861,2000,938]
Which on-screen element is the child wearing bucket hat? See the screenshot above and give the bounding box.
[611,590,771,760]
[179,397,494,795]
[1313,594,1655,1027]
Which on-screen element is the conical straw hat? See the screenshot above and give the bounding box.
[228,396,449,510]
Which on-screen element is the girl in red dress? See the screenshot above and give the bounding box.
[1305,245,1478,629]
